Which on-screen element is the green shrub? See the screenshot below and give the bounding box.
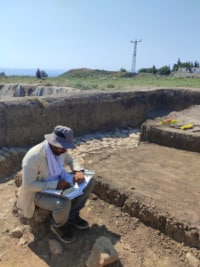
[157,66,171,76]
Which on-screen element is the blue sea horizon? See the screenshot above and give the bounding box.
[0,68,66,77]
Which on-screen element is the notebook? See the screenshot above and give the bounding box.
[43,170,95,200]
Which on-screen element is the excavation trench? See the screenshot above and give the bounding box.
[83,139,200,250]
[1,87,200,249]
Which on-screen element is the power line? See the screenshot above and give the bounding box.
[130,39,142,73]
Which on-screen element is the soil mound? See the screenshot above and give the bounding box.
[141,105,200,152]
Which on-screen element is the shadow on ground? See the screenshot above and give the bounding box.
[28,222,122,267]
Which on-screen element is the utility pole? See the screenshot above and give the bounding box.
[130,39,142,73]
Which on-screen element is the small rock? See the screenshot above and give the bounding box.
[14,171,23,187]
[186,252,200,267]
[18,237,28,246]
[91,194,98,200]
[49,239,63,255]
[10,226,24,238]
[86,236,119,267]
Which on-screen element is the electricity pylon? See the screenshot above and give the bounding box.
[130,39,142,73]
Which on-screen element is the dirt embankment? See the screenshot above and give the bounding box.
[0,83,81,97]
[1,88,200,148]
[141,105,200,152]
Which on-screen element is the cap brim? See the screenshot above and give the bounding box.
[44,133,76,149]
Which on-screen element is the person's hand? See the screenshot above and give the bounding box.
[57,180,71,190]
[74,171,85,184]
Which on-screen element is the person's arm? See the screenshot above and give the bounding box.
[64,153,85,184]
[64,153,84,172]
[22,153,58,192]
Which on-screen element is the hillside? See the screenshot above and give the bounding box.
[59,68,135,79]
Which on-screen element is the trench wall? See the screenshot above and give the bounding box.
[1,88,200,148]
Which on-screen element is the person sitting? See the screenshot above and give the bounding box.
[17,125,94,243]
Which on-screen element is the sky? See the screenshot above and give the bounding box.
[0,0,199,73]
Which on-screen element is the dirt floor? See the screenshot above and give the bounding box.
[86,143,200,231]
[1,138,200,267]
[0,181,199,267]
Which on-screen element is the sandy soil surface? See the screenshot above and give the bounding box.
[1,138,200,266]
[0,179,199,267]
[85,143,200,228]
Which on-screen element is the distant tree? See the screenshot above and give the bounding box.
[138,66,157,74]
[138,68,150,73]
[40,70,48,78]
[138,68,146,73]
[139,59,200,74]
[194,61,199,68]
[172,63,178,72]
[152,65,157,74]
[157,66,171,75]
[181,62,191,68]
[120,68,126,72]
[177,58,181,65]
[172,59,200,72]
[0,71,6,77]
[36,68,41,79]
